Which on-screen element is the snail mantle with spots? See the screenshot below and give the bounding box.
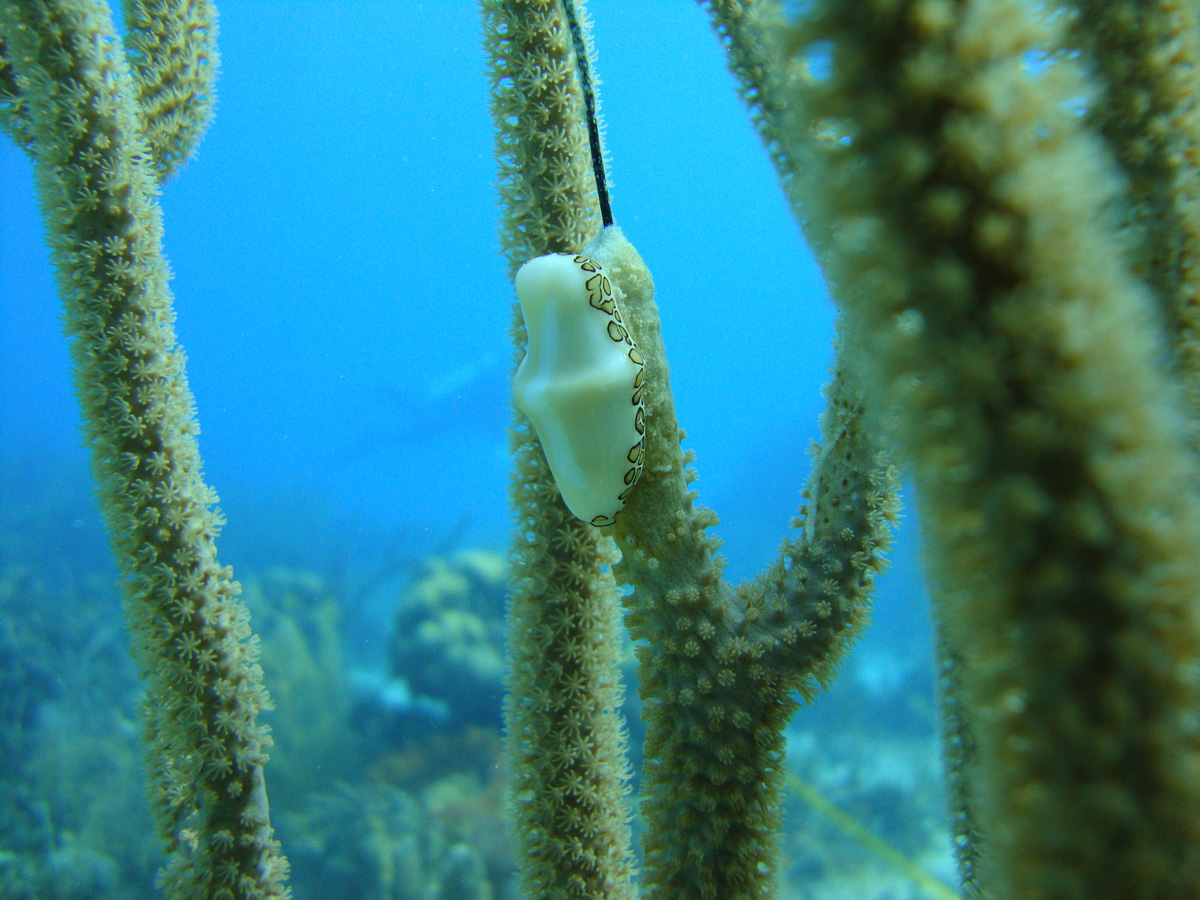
[512,231,646,527]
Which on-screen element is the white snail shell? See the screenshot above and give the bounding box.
[512,251,645,527]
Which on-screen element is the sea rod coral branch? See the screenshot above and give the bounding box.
[485,3,899,900]
[703,0,1200,896]
[0,2,288,898]
[483,2,638,899]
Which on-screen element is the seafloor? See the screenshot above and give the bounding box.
[0,458,955,900]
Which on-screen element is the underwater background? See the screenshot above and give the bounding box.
[0,2,953,898]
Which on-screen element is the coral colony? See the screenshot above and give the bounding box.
[5,1,1200,899]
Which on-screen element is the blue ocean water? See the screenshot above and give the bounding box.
[0,4,947,898]
[3,1,839,564]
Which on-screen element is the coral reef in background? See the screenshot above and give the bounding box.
[239,563,515,900]
[0,477,953,900]
[0,561,166,900]
[0,528,526,900]
[387,551,509,730]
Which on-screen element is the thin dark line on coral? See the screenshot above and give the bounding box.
[562,0,613,228]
